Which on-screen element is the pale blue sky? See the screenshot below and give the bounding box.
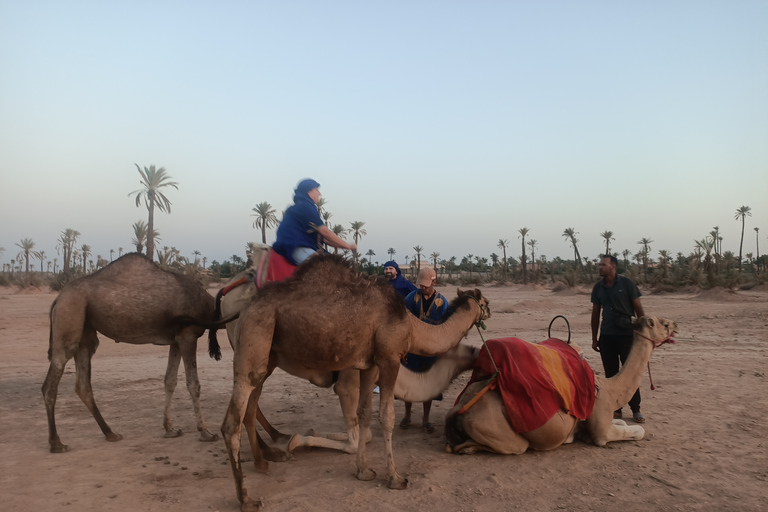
[1,1,766,268]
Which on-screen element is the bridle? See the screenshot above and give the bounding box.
[635,323,677,390]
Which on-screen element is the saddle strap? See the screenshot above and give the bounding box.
[457,374,498,415]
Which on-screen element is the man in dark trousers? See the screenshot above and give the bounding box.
[591,254,647,423]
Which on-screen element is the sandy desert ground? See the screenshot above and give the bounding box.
[0,282,766,512]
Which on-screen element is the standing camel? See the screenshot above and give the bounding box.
[219,254,490,511]
[444,316,677,455]
[42,253,227,453]
[208,256,479,461]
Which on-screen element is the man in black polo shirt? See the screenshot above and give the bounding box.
[591,254,647,423]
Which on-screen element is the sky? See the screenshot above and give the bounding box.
[1,1,766,269]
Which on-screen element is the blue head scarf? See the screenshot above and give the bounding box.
[293,179,321,204]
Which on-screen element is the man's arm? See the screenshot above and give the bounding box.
[317,225,356,252]
[632,298,645,319]
[591,303,601,352]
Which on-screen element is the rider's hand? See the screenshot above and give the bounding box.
[591,339,600,352]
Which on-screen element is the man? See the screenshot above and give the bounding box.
[383,260,417,298]
[399,266,448,434]
[591,254,646,423]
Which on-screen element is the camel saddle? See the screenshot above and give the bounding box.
[457,337,596,433]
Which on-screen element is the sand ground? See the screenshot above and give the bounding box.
[0,282,766,512]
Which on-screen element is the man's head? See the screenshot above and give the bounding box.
[384,266,397,280]
[598,254,618,279]
[416,266,437,298]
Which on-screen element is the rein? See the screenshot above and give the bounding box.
[634,329,676,390]
[457,295,499,415]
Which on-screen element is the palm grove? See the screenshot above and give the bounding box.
[1,167,765,291]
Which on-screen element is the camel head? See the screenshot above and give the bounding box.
[455,288,491,327]
[634,316,678,348]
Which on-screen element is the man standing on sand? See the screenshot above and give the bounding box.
[399,266,448,434]
[591,254,646,423]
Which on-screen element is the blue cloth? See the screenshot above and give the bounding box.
[384,260,417,298]
[273,180,324,265]
[401,289,449,374]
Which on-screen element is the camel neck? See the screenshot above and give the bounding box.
[606,330,653,406]
[408,302,479,357]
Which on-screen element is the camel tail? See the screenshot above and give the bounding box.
[208,287,225,361]
[47,298,58,361]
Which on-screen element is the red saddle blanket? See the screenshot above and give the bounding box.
[457,337,596,433]
[266,248,296,283]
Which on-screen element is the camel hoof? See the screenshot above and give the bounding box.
[287,434,303,452]
[254,459,270,474]
[241,496,264,512]
[444,444,453,454]
[355,468,376,482]
[303,428,318,437]
[163,428,183,439]
[264,446,291,463]
[50,442,70,453]
[198,430,218,442]
[105,432,123,442]
[387,475,409,490]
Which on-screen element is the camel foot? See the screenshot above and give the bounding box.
[105,432,123,442]
[263,444,292,463]
[254,459,270,474]
[241,496,264,512]
[198,429,219,442]
[287,434,304,452]
[612,419,628,426]
[50,442,70,453]
[387,474,409,490]
[355,467,376,482]
[163,428,183,439]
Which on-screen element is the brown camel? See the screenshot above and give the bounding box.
[218,254,490,511]
[209,266,479,460]
[444,316,678,455]
[42,253,228,453]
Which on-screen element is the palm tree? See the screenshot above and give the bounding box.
[734,205,752,271]
[56,228,80,272]
[518,228,529,284]
[412,245,424,272]
[109,249,115,261]
[562,228,585,275]
[202,256,208,269]
[637,237,653,275]
[466,253,474,279]
[755,227,760,265]
[366,249,376,271]
[430,251,440,273]
[658,249,670,279]
[622,249,631,269]
[251,202,278,244]
[497,239,509,278]
[80,244,91,273]
[15,238,36,282]
[192,250,201,263]
[600,230,614,255]
[316,197,328,216]
[349,221,366,261]
[53,258,58,274]
[527,239,538,277]
[129,164,178,261]
[321,210,333,225]
[37,250,46,273]
[131,220,154,254]
[330,225,348,254]
[118,247,124,257]
[387,247,396,261]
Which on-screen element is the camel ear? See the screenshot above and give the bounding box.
[457,287,464,296]
[646,317,655,328]
[473,288,482,298]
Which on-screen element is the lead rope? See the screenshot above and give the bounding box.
[634,330,675,391]
[458,297,498,415]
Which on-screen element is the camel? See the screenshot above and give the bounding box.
[208,264,479,461]
[218,253,490,511]
[42,253,230,453]
[443,316,678,455]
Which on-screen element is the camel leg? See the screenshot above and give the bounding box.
[178,335,218,442]
[288,369,365,454]
[73,329,122,443]
[162,344,184,438]
[447,383,529,455]
[42,355,69,452]
[374,360,407,489]
[587,404,645,446]
[243,397,292,467]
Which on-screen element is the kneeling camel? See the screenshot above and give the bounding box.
[444,316,678,455]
